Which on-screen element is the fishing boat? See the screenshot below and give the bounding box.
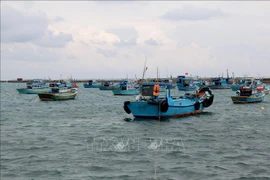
[49,81,78,92]
[176,76,197,91]
[123,82,214,118]
[16,79,51,94]
[112,80,140,96]
[99,81,115,91]
[231,86,265,104]
[206,77,231,89]
[158,79,177,90]
[83,80,100,88]
[37,88,78,101]
[264,85,270,94]
[231,79,246,91]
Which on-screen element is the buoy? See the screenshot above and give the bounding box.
[260,106,265,110]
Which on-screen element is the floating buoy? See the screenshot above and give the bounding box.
[261,106,265,110]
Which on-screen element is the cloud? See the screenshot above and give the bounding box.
[160,6,227,21]
[96,48,118,58]
[33,30,73,48]
[50,16,65,23]
[90,30,120,44]
[107,27,138,47]
[1,44,61,62]
[1,4,72,48]
[1,4,48,43]
[144,38,163,46]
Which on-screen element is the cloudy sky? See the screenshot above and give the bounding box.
[1,1,270,80]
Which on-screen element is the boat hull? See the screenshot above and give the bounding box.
[264,89,270,95]
[38,92,78,101]
[231,84,244,91]
[112,89,140,96]
[125,100,204,118]
[177,85,197,91]
[231,94,265,104]
[99,86,113,90]
[17,88,51,94]
[207,85,231,89]
[83,84,100,88]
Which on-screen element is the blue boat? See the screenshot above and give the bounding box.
[264,84,270,95]
[231,86,265,103]
[16,79,51,94]
[112,80,140,96]
[83,80,100,88]
[123,82,214,119]
[231,79,246,91]
[99,81,115,91]
[176,76,197,91]
[231,78,265,92]
[207,77,231,89]
[158,79,177,90]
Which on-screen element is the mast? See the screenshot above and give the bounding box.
[140,57,147,95]
[127,74,129,90]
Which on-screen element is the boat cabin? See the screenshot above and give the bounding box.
[88,80,93,85]
[26,79,46,89]
[176,76,193,87]
[238,87,252,96]
[211,77,229,86]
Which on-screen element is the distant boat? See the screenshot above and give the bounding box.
[264,85,270,94]
[231,79,246,91]
[112,80,140,96]
[38,88,78,101]
[99,81,115,91]
[83,80,100,88]
[158,79,177,90]
[176,76,197,91]
[206,77,231,89]
[16,79,51,94]
[123,82,214,119]
[231,86,265,104]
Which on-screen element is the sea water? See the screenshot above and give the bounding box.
[1,83,270,180]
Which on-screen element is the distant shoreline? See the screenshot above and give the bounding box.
[1,77,270,84]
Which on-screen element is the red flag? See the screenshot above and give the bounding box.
[185,72,188,75]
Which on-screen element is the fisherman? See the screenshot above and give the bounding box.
[153,82,160,101]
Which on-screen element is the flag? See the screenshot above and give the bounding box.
[145,67,148,70]
[185,72,188,75]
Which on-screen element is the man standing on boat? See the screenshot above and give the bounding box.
[153,82,160,101]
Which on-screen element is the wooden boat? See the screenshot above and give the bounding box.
[16,79,51,94]
[176,75,197,91]
[112,80,140,96]
[231,86,265,104]
[38,88,78,101]
[83,80,100,88]
[123,82,214,119]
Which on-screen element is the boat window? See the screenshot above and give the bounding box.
[142,85,154,96]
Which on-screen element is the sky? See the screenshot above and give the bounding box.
[1,1,270,80]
